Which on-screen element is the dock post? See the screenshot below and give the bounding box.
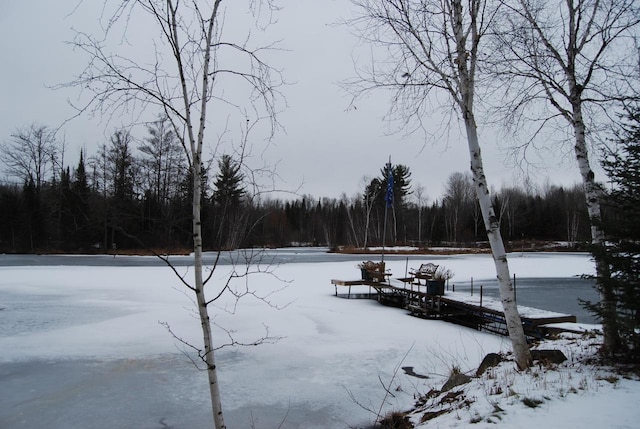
[480,285,483,308]
[471,277,474,296]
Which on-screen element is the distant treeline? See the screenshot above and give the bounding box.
[0,122,592,253]
[0,175,591,253]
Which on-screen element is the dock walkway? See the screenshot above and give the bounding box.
[331,277,576,339]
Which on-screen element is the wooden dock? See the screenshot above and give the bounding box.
[331,278,577,339]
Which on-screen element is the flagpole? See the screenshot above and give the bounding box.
[382,157,393,264]
[382,198,387,264]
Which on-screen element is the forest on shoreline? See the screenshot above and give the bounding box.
[0,123,591,254]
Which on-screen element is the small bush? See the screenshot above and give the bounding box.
[522,397,544,408]
[597,375,619,384]
[378,411,413,429]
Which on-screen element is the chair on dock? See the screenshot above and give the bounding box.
[359,260,391,283]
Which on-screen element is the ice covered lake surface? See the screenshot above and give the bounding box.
[0,249,632,428]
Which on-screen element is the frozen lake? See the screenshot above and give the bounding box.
[0,250,599,428]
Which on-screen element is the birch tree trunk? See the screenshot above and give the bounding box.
[488,0,640,354]
[571,101,619,352]
[348,0,532,368]
[452,0,531,370]
[564,4,620,353]
[466,115,530,368]
[65,1,284,426]
[178,1,226,424]
[192,159,225,428]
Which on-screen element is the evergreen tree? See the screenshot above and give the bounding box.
[376,163,412,208]
[22,178,42,251]
[213,154,245,208]
[68,150,94,249]
[212,155,246,249]
[0,184,23,251]
[73,150,90,196]
[109,130,136,202]
[379,163,412,244]
[590,108,640,361]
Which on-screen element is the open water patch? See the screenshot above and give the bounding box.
[449,277,600,323]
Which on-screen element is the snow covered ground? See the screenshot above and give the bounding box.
[0,250,638,428]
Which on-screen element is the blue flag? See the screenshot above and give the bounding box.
[385,163,394,208]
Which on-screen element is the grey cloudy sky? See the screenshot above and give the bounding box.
[0,0,585,201]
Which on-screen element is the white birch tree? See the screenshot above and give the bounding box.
[64,1,284,427]
[348,0,531,368]
[489,0,640,354]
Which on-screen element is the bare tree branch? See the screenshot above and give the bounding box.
[347,0,532,369]
[64,2,286,427]
[488,0,640,353]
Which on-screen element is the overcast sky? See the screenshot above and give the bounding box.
[0,0,587,201]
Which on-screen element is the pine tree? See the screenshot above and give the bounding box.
[377,163,412,208]
[72,150,90,197]
[213,154,245,208]
[591,108,640,361]
[211,155,246,249]
[379,163,412,244]
[67,150,94,249]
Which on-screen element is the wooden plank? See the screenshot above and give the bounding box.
[331,279,370,286]
[526,315,577,325]
[331,279,393,287]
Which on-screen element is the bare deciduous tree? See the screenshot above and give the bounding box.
[1,124,59,193]
[362,175,381,248]
[443,172,474,244]
[412,184,427,245]
[139,114,186,205]
[64,1,284,427]
[1,123,63,250]
[489,0,640,353]
[348,0,531,369]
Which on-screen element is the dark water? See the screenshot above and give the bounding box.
[0,247,351,267]
[449,276,600,324]
[0,247,470,267]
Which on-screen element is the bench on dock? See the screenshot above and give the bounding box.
[410,263,439,281]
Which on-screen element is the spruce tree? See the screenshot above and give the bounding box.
[212,155,246,249]
[213,154,245,208]
[592,108,640,361]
